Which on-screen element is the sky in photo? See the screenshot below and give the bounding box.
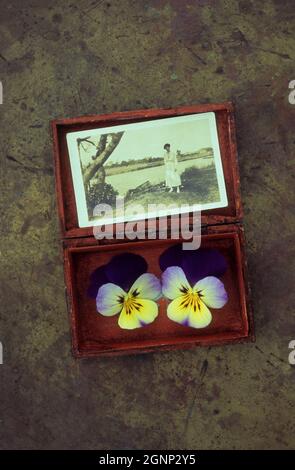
[79,118,213,166]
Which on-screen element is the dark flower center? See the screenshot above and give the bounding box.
[179,290,203,313]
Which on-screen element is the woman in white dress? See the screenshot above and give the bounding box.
[163,143,181,193]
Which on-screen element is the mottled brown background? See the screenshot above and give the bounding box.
[0,0,295,450]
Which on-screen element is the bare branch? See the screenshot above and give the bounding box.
[77,137,96,147]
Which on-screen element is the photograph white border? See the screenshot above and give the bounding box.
[66,112,228,228]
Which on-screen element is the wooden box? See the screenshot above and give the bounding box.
[51,102,253,357]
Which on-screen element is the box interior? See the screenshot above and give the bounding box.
[65,232,250,356]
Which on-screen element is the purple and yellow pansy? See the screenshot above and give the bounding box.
[88,253,161,330]
[88,245,229,330]
[160,244,228,328]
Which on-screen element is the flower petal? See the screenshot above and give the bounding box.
[159,243,228,285]
[134,299,159,326]
[167,296,191,325]
[96,283,126,316]
[182,249,227,285]
[187,299,212,328]
[105,253,147,291]
[129,273,161,300]
[162,266,191,300]
[87,265,109,299]
[118,299,158,329]
[118,306,141,330]
[194,276,228,308]
[159,244,184,272]
[167,294,213,328]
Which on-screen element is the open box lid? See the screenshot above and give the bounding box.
[51,102,242,239]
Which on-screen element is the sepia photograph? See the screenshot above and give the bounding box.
[66,112,228,227]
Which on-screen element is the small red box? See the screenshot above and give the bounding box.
[52,102,253,357]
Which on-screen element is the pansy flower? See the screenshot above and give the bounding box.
[88,253,161,330]
[160,244,228,328]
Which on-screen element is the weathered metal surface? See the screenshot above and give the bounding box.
[0,0,294,450]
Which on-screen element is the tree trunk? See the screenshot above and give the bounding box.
[83,132,124,186]
[93,134,107,159]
